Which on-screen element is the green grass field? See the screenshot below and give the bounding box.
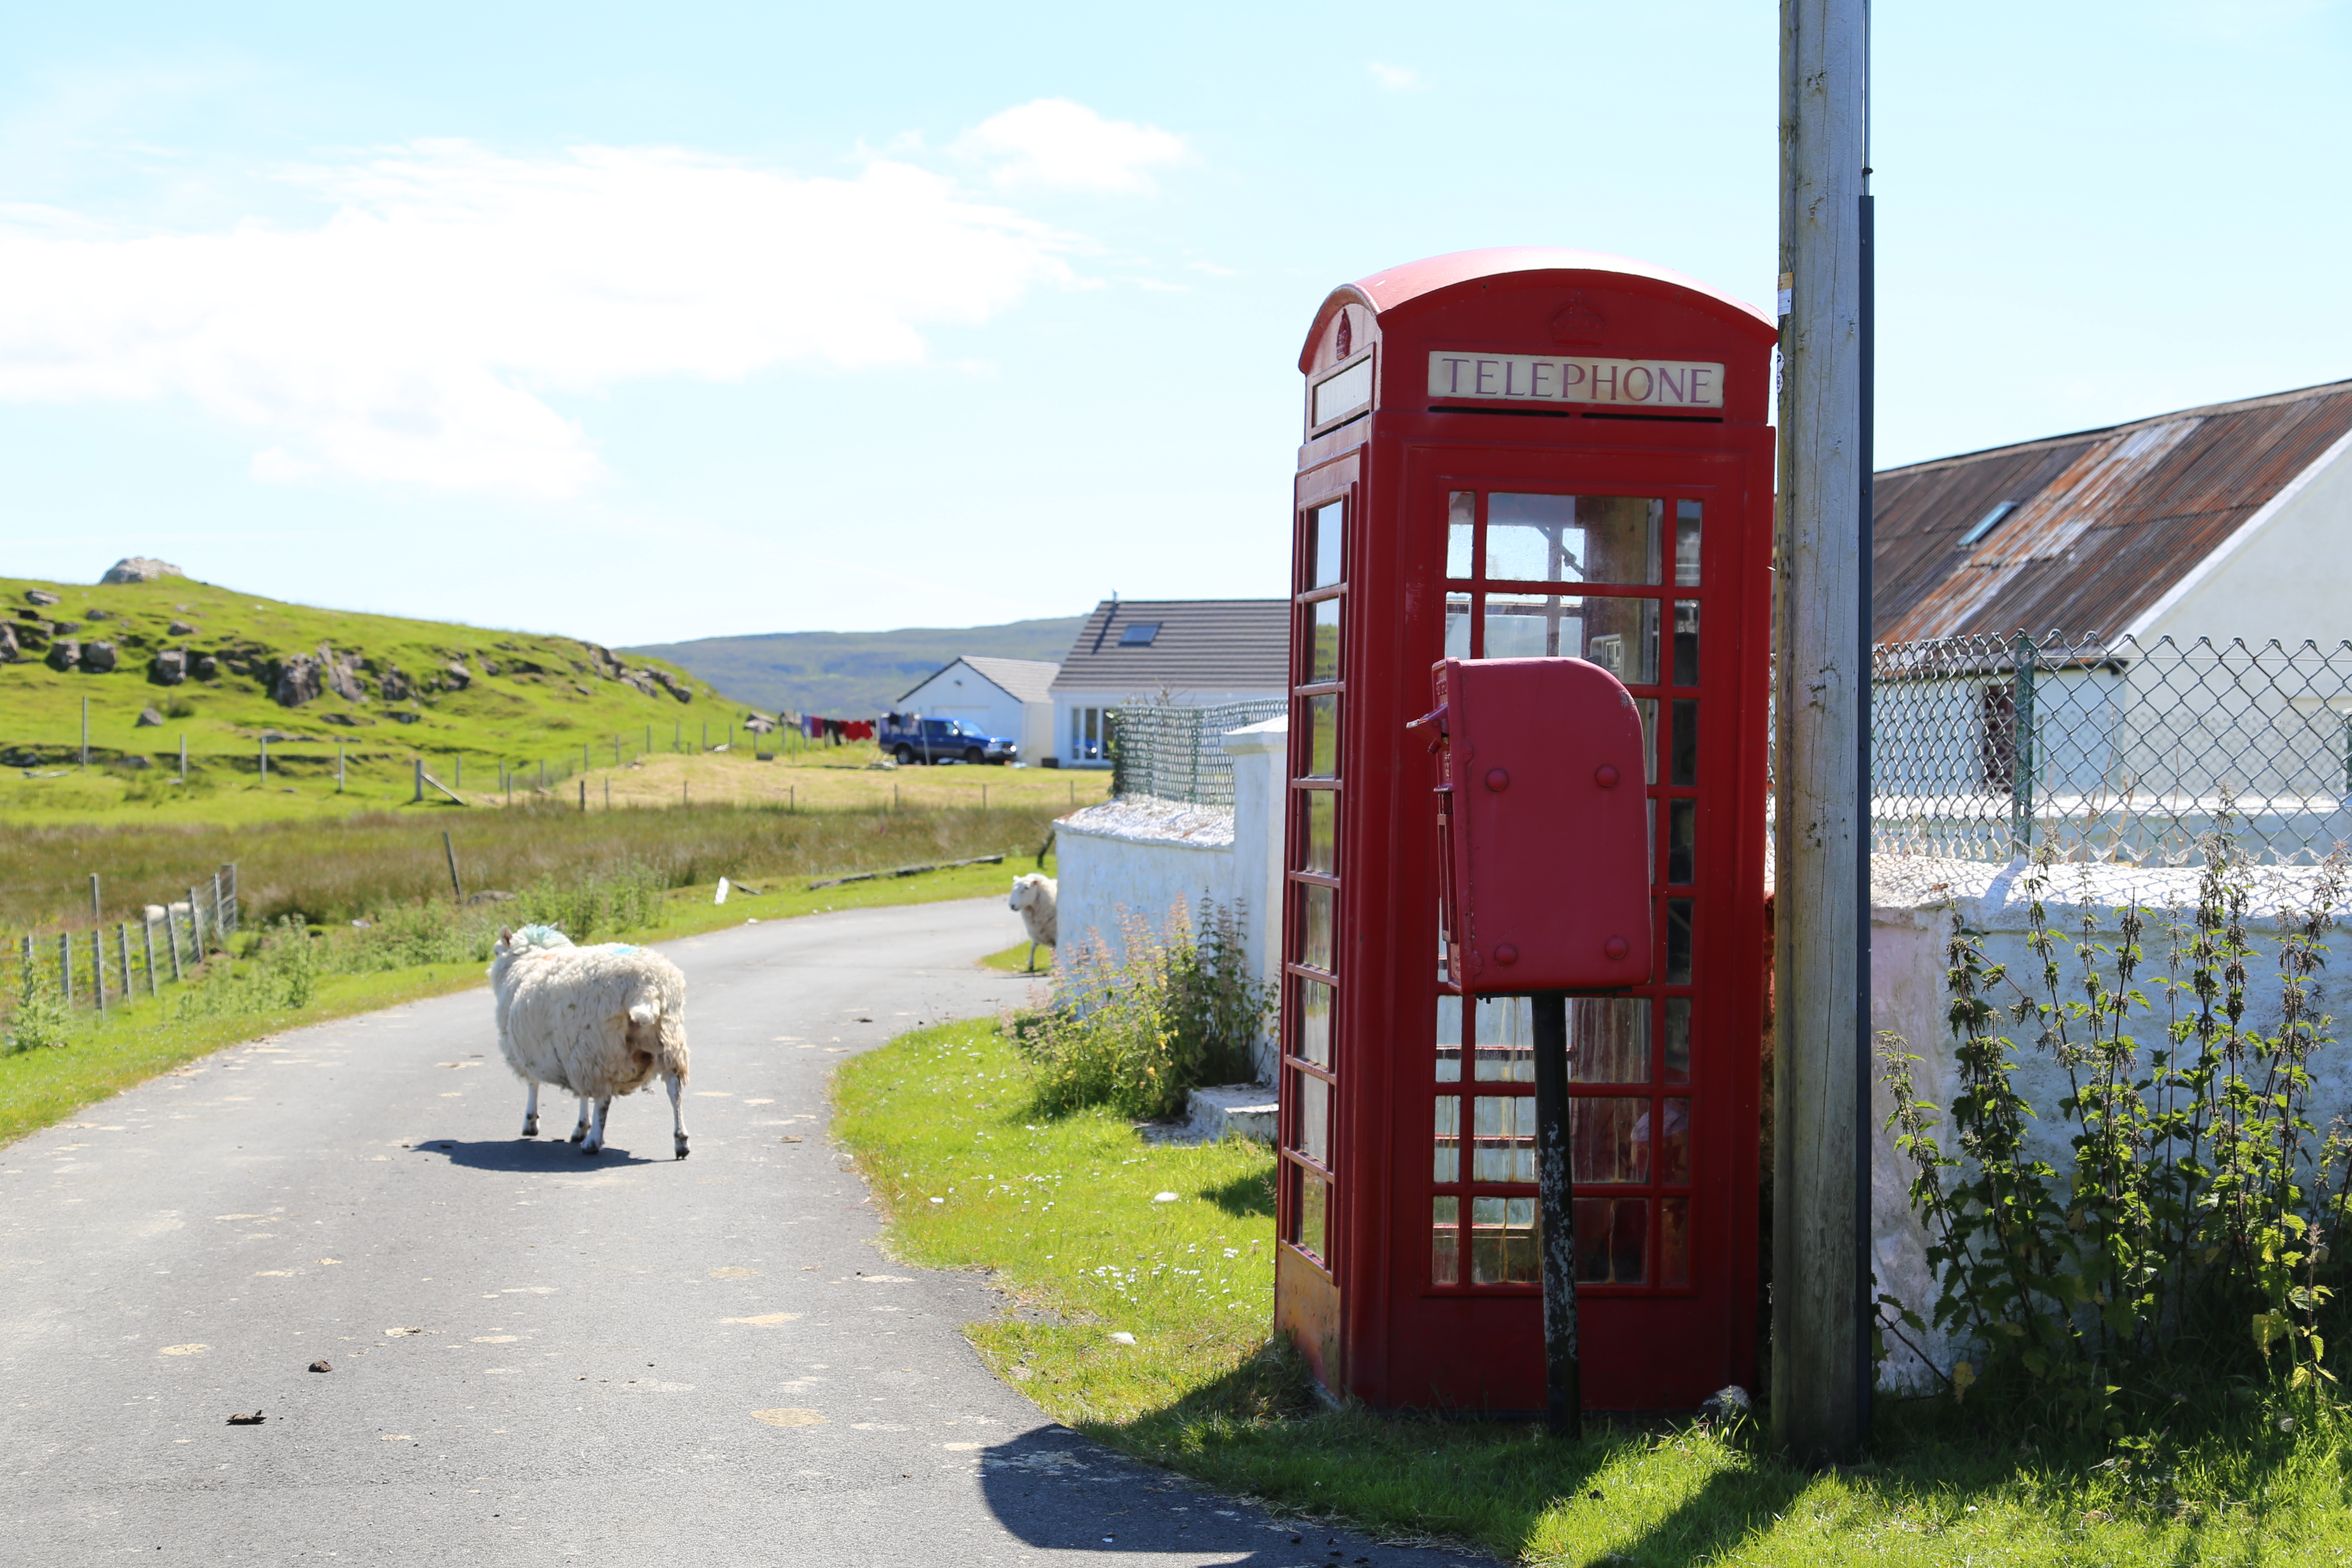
[836,1018,2352,1566]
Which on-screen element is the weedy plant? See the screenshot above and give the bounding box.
[1017,897,1274,1121]
[1880,827,2352,1435]
[6,942,72,1053]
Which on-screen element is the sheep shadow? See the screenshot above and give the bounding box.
[408,1138,666,1172]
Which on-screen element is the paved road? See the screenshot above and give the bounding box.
[0,899,1475,1566]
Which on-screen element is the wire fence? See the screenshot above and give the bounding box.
[12,864,242,1021]
[1108,699,1288,809]
[1871,634,2352,866]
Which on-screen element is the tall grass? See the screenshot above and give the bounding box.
[0,798,1060,931]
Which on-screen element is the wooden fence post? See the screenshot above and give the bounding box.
[188,886,205,957]
[117,923,132,1002]
[143,916,158,997]
[60,931,73,1007]
[92,928,105,1019]
[413,759,425,804]
[166,903,184,983]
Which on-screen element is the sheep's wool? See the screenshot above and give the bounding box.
[492,936,689,1101]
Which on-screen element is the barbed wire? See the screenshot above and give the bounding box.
[1107,698,1287,808]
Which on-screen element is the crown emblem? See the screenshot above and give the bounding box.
[1548,294,1607,346]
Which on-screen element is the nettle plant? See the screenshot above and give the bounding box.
[1880,830,2352,1429]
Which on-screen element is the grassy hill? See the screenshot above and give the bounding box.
[629,614,1087,717]
[0,571,747,815]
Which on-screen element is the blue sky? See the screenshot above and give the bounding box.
[0,0,2345,643]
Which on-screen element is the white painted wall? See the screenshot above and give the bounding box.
[1866,853,2352,1388]
[1051,715,1288,1080]
[2131,432,2352,646]
[897,661,1027,745]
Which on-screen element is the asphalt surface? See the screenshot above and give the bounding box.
[0,897,1479,1566]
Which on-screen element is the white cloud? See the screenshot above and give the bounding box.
[1368,62,1422,91]
[952,99,1190,193]
[0,140,1077,496]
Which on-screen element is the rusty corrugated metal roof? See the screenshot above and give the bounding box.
[1874,378,2352,643]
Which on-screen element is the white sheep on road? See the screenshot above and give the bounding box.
[490,925,691,1158]
[1008,873,1058,972]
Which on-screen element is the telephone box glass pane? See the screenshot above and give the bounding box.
[1304,695,1339,777]
[1571,1097,1651,1183]
[1670,698,1698,785]
[1473,995,1534,1081]
[1304,790,1336,873]
[1471,1197,1540,1285]
[1665,899,1694,983]
[1309,598,1341,684]
[1433,1096,1461,1182]
[1295,1170,1327,1258]
[1667,799,1696,885]
[1660,1197,1691,1287]
[1635,698,1658,783]
[1575,1197,1648,1283]
[1472,1096,1537,1181]
[1487,494,1662,585]
[1295,1069,1330,1163]
[1662,1098,1692,1184]
[1483,594,1658,682]
[1308,501,1344,589]
[1432,1197,1460,1285]
[1663,997,1692,1084]
[1434,994,1462,1081]
[1566,998,1648,1083]
[1294,977,1332,1066]
[1675,499,1703,587]
[1672,600,1700,686]
[1445,594,1472,658]
[1447,491,1475,579]
[1301,883,1335,972]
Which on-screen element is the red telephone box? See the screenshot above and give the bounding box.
[1274,248,1775,1412]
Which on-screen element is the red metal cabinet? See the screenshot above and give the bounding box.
[1273,248,1775,1413]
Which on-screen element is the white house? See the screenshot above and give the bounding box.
[1047,598,1289,767]
[894,655,1059,762]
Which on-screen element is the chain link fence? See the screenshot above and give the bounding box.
[1107,698,1288,809]
[1871,634,2352,866]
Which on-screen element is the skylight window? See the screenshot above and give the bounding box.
[1119,622,1161,647]
[1961,500,2020,546]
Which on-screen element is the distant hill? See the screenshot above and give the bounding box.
[0,570,734,765]
[630,616,1087,717]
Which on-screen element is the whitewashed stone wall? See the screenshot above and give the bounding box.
[1051,716,1287,1082]
[1867,853,2352,1387]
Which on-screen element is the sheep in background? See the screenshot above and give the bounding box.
[1008,873,1058,972]
[490,925,692,1158]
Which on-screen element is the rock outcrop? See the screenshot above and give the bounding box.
[99,557,184,585]
[24,589,59,607]
[442,660,472,690]
[270,653,323,707]
[46,639,79,672]
[135,707,164,727]
[0,624,15,663]
[192,653,219,680]
[81,641,118,674]
[168,620,195,636]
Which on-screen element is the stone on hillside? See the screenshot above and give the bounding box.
[442,660,472,689]
[81,641,118,673]
[85,608,111,621]
[118,755,152,769]
[99,557,184,585]
[192,653,219,680]
[479,655,500,675]
[135,707,164,727]
[46,639,79,672]
[24,589,59,606]
[271,653,323,707]
[151,648,187,685]
[319,644,367,703]
[168,620,195,636]
[0,624,15,663]
[376,664,413,701]
[322,712,358,726]
[389,710,420,724]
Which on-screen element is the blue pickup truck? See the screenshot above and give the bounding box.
[878,713,1019,766]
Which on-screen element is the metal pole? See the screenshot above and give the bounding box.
[1531,992,1581,1439]
[1772,0,1872,1467]
[2012,630,2037,853]
[90,873,101,925]
[443,831,463,901]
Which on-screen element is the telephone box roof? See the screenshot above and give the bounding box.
[1298,247,1775,372]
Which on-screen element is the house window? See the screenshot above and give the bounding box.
[1070,706,1106,761]
[1961,500,2019,547]
[1119,622,1161,647]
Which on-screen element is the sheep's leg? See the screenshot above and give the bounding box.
[580,1096,612,1156]
[521,1081,540,1138]
[1026,940,1038,972]
[568,1096,591,1144]
[668,1071,690,1161]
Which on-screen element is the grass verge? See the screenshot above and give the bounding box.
[0,854,1047,1151]
[980,940,1050,974]
[836,1018,2352,1566]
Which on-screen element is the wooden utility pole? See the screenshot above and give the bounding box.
[1773,0,1873,1466]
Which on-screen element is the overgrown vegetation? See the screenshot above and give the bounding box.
[843,1017,2352,1566]
[6,941,69,1053]
[1014,897,1273,1120]
[1881,831,2352,1436]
